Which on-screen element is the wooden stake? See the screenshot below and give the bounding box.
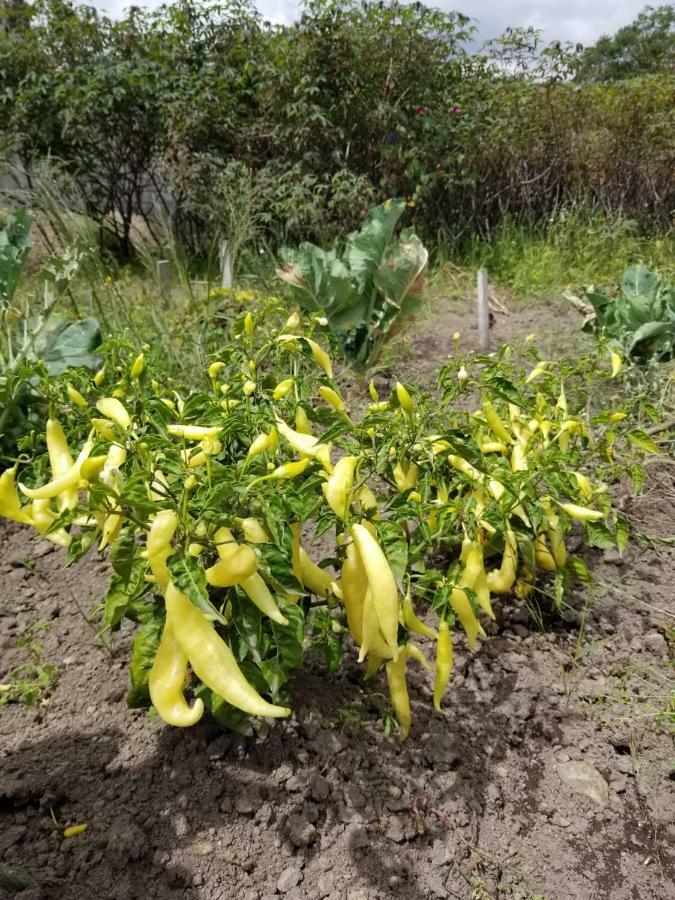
[219,239,232,289]
[157,259,172,306]
[477,267,490,351]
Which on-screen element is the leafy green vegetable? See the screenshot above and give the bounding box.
[574,264,675,361]
[278,200,428,362]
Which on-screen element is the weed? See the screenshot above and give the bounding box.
[0,621,60,708]
[447,211,675,300]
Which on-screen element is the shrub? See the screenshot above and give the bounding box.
[0,299,647,739]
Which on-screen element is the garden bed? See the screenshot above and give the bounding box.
[1,297,673,900]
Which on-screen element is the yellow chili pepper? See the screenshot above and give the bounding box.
[66,384,87,409]
[340,541,391,659]
[244,313,254,336]
[395,382,415,416]
[351,524,400,660]
[393,459,418,494]
[556,383,568,416]
[239,518,270,543]
[93,364,106,386]
[208,361,226,381]
[275,419,332,470]
[80,455,108,483]
[243,379,256,397]
[295,406,312,435]
[368,380,379,401]
[543,499,567,569]
[481,441,508,454]
[386,653,411,740]
[165,583,290,718]
[63,824,88,839]
[298,547,334,597]
[511,443,528,473]
[19,432,95,501]
[130,353,145,379]
[273,378,294,400]
[402,588,437,639]
[449,541,486,648]
[265,458,310,481]
[524,361,551,383]
[534,534,557,572]
[447,453,481,480]
[322,455,357,519]
[482,399,513,444]
[29,499,71,547]
[206,527,258,587]
[240,572,288,624]
[462,539,495,620]
[433,619,453,711]
[147,510,179,591]
[610,351,622,377]
[558,501,604,522]
[46,417,78,511]
[167,423,221,441]
[247,432,272,458]
[96,397,131,430]
[149,620,205,727]
[573,471,593,502]
[306,338,332,378]
[319,385,347,415]
[486,529,518,594]
[0,466,33,524]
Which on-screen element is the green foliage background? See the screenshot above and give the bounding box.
[1,0,673,258]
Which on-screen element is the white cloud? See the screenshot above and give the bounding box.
[92,0,650,47]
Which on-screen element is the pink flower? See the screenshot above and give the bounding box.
[416,105,426,117]
[451,105,461,114]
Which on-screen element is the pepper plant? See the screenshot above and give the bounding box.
[0,299,649,739]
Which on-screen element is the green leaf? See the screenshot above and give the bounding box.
[627,429,661,455]
[516,532,535,575]
[258,657,287,697]
[585,521,616,549]
[272,599,305,670]
[0,208,32,304]
[257,538,303,594]
[110,526,136,582]
[231,593,263,663]
[565,556,591,584]
[167,553,227,625]
[377,520,409,583]
[65,528,97,566]
[126,617,163,708]
[615,515,630,553]
[104,573,133,631]
[43,317,102,375]
[630,463,645,493]
[483,375,525,408]
[103,555,148,630]
[195,685,253,735]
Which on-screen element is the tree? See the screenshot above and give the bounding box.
[577,4,675,81]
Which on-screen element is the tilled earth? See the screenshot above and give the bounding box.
[1,300,674,900]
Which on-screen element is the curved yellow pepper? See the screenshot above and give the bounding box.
[165,583,289,719]
[149,620,204,727]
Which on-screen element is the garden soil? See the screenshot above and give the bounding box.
[1,298,674,900]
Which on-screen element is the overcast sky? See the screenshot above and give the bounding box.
[92,0,650,47]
